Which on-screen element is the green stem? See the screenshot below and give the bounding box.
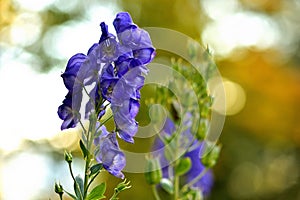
[173,133,180,200]
[109,190,119,200]
[100,114,113,126]
[95,114,113,133]
[181,168,208,193]
[83,155,91,199]
[79,120,87,135]
[68,162,84,200]
[83,117,96,199]
[152,185,161,200]
[174,169,179,200]
[86,171,101,191]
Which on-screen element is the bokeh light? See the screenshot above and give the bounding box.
[0,0,300,199]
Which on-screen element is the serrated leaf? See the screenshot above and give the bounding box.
[86,183,106,200]
[74,175,84,200]
[79,140,89,158]
[90,163,103,176]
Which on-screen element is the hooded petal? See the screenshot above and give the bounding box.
[113,12,137,34]
[61,53,87,91]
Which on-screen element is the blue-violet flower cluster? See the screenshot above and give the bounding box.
[58,12,155,178]
[153,116,213,196]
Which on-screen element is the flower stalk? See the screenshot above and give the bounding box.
[55,11,155,200]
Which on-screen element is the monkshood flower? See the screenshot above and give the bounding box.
[58,54,86,130]
[57,91,82,130]
[58,12,155,135]
[57,12,155,181]
[94,124,126,179]
[183,144,214,196]
[153,117,213,196]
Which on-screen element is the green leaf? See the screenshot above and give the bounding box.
[74,175,84,200]
[79,140,89,158]
[86,183,106,200]
[175,157,191,176]
[90,163,103,176]
[160,178,174,194]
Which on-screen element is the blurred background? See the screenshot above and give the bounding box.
[0,0,300,199]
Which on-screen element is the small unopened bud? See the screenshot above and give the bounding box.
[160,178,174,194]
[201,144,221,168]
[145,157,163,185]
[175,157,191,176]
[115,179,131,192]
[54,182,64,196]
[64,151,73,163]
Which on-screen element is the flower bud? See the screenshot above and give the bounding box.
[201,144,221,168]
[145,157,162,185]
[54,182,64,195]
[175,157,191,176]
[64,151,73,163]
[160,178,174,194]
[115,179,131,192]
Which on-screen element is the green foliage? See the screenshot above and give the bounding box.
[64,151,73,163]
[90,163,103,176]
[79,139,89,159]
[86,183,106,200]
[145,157,163,185]
[201,144,222,168]
[175,157,192,176]
[74,175,84,200]
[181,188,203,200]
[110,179,132,200]
[54,182,64,198]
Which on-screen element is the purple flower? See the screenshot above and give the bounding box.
[99,22,115,43]
[113,12,137,34]
[57,91,82,130]
[111,66,146,143]
[59,54,86,130]
[77,45,102,86]
[100,64,119,101]
[184,145,214,196]
[61,53,86,92]
[58,11,156,180]
[85,83,106,119]
[152,117,213,196]
[58,12,155,144]
[94,125,126,179]
[112,99,139,143]
[113,12,155,65]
